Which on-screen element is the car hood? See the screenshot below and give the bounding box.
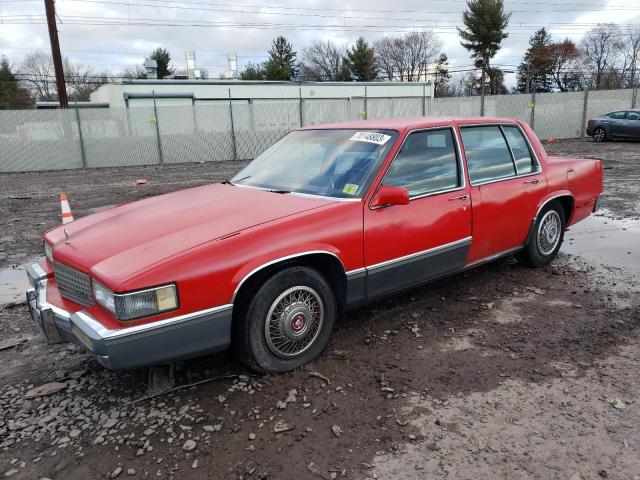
[45,184,338,284]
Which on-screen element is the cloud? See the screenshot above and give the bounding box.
[0,0,637,88]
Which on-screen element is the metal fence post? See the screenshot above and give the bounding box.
[581,88,589,139]
[152,90,163,164]
[298,86,304,127]
[632,87,638,109]
[480,92,485,117]
[228,88,238,161]
[364,86,368,120]
[74,103,87,168]
[422,83,426,116]
[529,90,536,130]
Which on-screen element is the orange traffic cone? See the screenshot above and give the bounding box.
[60,193,74,224]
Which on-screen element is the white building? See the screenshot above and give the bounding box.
[89,80,434,108]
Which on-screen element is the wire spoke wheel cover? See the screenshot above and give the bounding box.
[537,210,562,256]
[265,286,324,358]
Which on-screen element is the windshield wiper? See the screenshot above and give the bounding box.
[226,175,251,186]
[267,189,291,194]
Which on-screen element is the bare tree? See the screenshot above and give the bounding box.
[620,28,640,87]
[122,65,148,80]
[373,37,402,80]
[580,24,623,89]
[64,59,108,101]
[374,31,442,81]
[301,40,350,81]
[20,52,107,102]
[20,52,57,101]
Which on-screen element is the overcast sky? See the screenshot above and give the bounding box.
[1,0,639,87]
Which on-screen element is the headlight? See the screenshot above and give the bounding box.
[44,242,53,263]
[93,281,178,321]
[93,280,116,315]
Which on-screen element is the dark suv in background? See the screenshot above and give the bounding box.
[586,110,640,142]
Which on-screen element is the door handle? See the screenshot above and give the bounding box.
[524,179,540,184]
[448,194,469,201]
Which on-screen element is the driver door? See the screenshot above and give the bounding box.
[363,127,472,299]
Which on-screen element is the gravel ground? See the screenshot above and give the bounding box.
[0,137,639,480]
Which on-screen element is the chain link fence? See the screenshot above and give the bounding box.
[1,87,639,172]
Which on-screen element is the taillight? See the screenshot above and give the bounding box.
[587,119,592,125]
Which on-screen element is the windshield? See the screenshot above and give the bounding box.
[231,129,398,198]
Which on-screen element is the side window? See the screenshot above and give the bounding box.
[607,111,626,119]
[627,111,640,120]
[502,126,536,175]
[460,126,516,184]
[384,128,460,197]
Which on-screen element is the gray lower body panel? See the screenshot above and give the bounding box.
[365,240,471,299]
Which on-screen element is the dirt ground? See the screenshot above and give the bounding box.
[0,138,639,480]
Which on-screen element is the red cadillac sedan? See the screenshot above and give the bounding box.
[26,117,603,372]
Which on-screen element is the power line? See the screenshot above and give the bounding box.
[5,16,640,35]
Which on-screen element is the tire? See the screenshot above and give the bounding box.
[516,200,565,268]
[592,127,607,142]
[233,266,336,373]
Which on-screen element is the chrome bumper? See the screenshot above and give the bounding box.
[25,262,233,369]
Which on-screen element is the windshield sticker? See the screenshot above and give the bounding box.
[343,183,359,195]
[349,131,392,145]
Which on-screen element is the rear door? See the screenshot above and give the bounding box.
[603,111,627,137]
[459,124,548,263]
[363,127,472,298]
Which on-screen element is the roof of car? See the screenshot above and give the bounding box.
[300,116,521,132]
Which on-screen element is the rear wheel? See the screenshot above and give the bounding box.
[516,200,565,267]
[233,266,336,373]
[592,127,607,142]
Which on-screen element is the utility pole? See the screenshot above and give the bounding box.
[44,0,68,108]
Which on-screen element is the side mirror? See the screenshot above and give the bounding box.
[370,185,410,209]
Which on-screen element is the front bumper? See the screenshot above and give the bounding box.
[25,263,233,369]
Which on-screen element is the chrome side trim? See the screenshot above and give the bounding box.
[464,246,523,269]
[232,250,347,302]
[533,193,575,222]
[73,303,233,341]
[366,236,472,272]
[346,267,366,277]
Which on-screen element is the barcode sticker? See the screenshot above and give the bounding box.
[349,131,391,145]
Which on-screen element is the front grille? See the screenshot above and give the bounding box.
[53,262,94,307]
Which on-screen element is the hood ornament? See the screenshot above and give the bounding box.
[64,228,70,245]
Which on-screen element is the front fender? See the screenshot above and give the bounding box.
[230,244,346,303]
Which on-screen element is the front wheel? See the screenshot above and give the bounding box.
[592,127,607,142]
[233,266,336,373]
[516,201,565,267]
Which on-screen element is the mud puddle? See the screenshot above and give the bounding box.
[564,214,640,274]
[0,267,29,305]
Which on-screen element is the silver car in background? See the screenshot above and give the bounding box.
[586,110,640,142]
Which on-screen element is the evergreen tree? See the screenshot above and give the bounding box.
[433,53,451,97]
[239,62,264,80]
[263,37,298,80]
[346,37,377,81]
[458,0,510,95]
[0,56,33,109]
[150,48,174,79]
[516,28,553,93]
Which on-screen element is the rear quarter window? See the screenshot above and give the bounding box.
[460,126,516,184]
